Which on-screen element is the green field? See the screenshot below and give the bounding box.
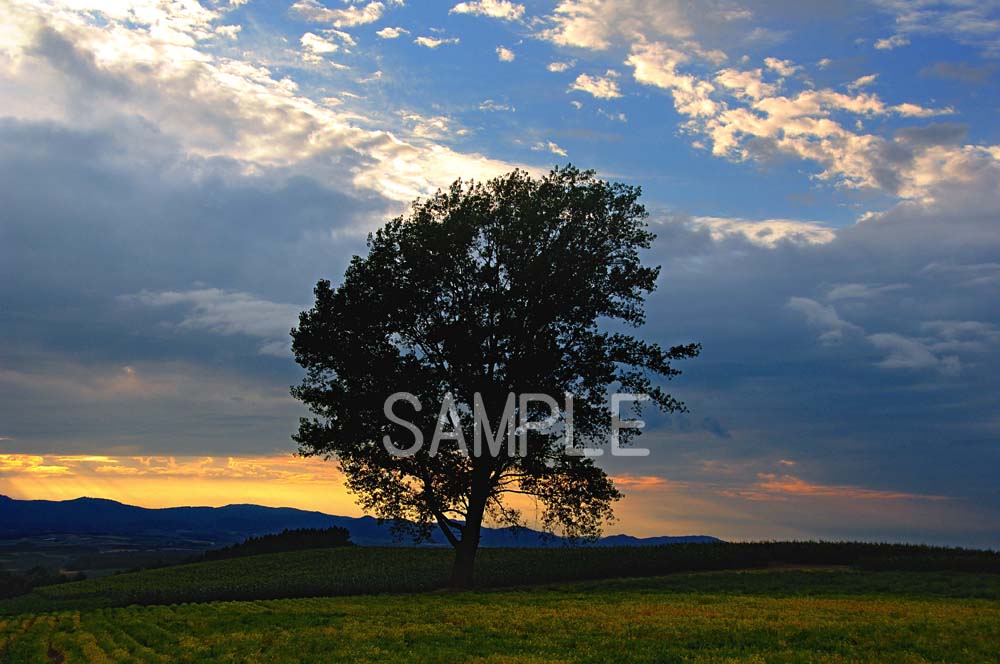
[4,542,998,615]
[2,545,998,662]
[2,571,999,663]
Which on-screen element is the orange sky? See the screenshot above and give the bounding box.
[2,453,988,544]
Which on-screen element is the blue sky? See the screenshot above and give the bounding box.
[1,0,999,547]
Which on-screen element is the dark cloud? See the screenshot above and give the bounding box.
[920,61,997,84]
[635,185,1000,522]
[894,123,968,147]
[0,117,389,455]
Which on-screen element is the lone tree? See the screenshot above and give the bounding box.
[291,166,698,587]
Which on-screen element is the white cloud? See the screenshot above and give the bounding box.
[569,71,622,99]
[450,0,525,21]
[300,32,340,55]
[399,111,469,140]
[290,0,390,28]
[692,217,836,247]
[874,34,910,50]
[623,39,970,197]
[532,140,568,156]
[125,289,303,357]
[763,57,799,76]
[479,99,514,111]
[597,108,627,122]
[324,28,358,47]
[414,35,460,48]
[714,68,776,101]
[496,46,515,62]
[215,24,241,40]
[626,43,717,116]
[847,74,878,91]
[539,0,696,50]
[376,26,409,39]
[4,4,523,204]
[547,60,575,72]
[873,0,1000,55]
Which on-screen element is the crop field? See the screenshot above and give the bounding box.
[3,542,998,615]
[2,571,999,663]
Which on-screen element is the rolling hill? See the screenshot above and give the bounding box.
[0,495,720,548]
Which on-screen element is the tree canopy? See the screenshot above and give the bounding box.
[291,165,699,586]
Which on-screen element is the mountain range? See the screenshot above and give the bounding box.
[0,495,720,547]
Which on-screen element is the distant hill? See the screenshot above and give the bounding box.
[0,495,721,547]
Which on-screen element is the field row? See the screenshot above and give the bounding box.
[2,573,999,663]
[4,542,999,615]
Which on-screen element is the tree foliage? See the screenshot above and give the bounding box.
[291,166,699,585]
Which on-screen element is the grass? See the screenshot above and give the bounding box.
[1,571,998,663]
[3,542,998,615]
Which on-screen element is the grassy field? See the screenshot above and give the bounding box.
[2,571,998,663]
[3,542,998,615]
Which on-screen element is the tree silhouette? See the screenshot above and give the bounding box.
[291,166,699,587]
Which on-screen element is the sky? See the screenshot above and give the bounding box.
[1,0,999,548]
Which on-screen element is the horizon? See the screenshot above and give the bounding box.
[6,493,996,550]
[2,0,999,551]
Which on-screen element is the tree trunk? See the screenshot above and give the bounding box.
[448,481,488,588]
[449,539,478,588]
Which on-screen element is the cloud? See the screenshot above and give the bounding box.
[874,34,910,50]
[0,455,72,477]
[531,140,568,156]
[691,217,835,247]
[597,108,627,122]
[290,0,390,28]
[398,111,469,140]
[623,39,967,196]
[626,43,718,117]
[847,73,878,91]
[763,56,799,76]
[4,8,522,204]
[216,24,241,39]
[825,283,909,301]
[376,26,409,39]
[479,99,514,112]
[868,333,961,375]
[300,31,341,55]
[124,289,304,357]
[873,0,1000,55]
[787,297,862,343]
[1,454,343,483]
[921,61,995,83]
[0,356,303,456]
[744,473,949,501]
[496,46,515,62]
[450,0,525,21]
[569,71,622,99]
[547,60,575,72]
[414,35,460,49]
[539,0,698,50]
[714,68,776,101]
